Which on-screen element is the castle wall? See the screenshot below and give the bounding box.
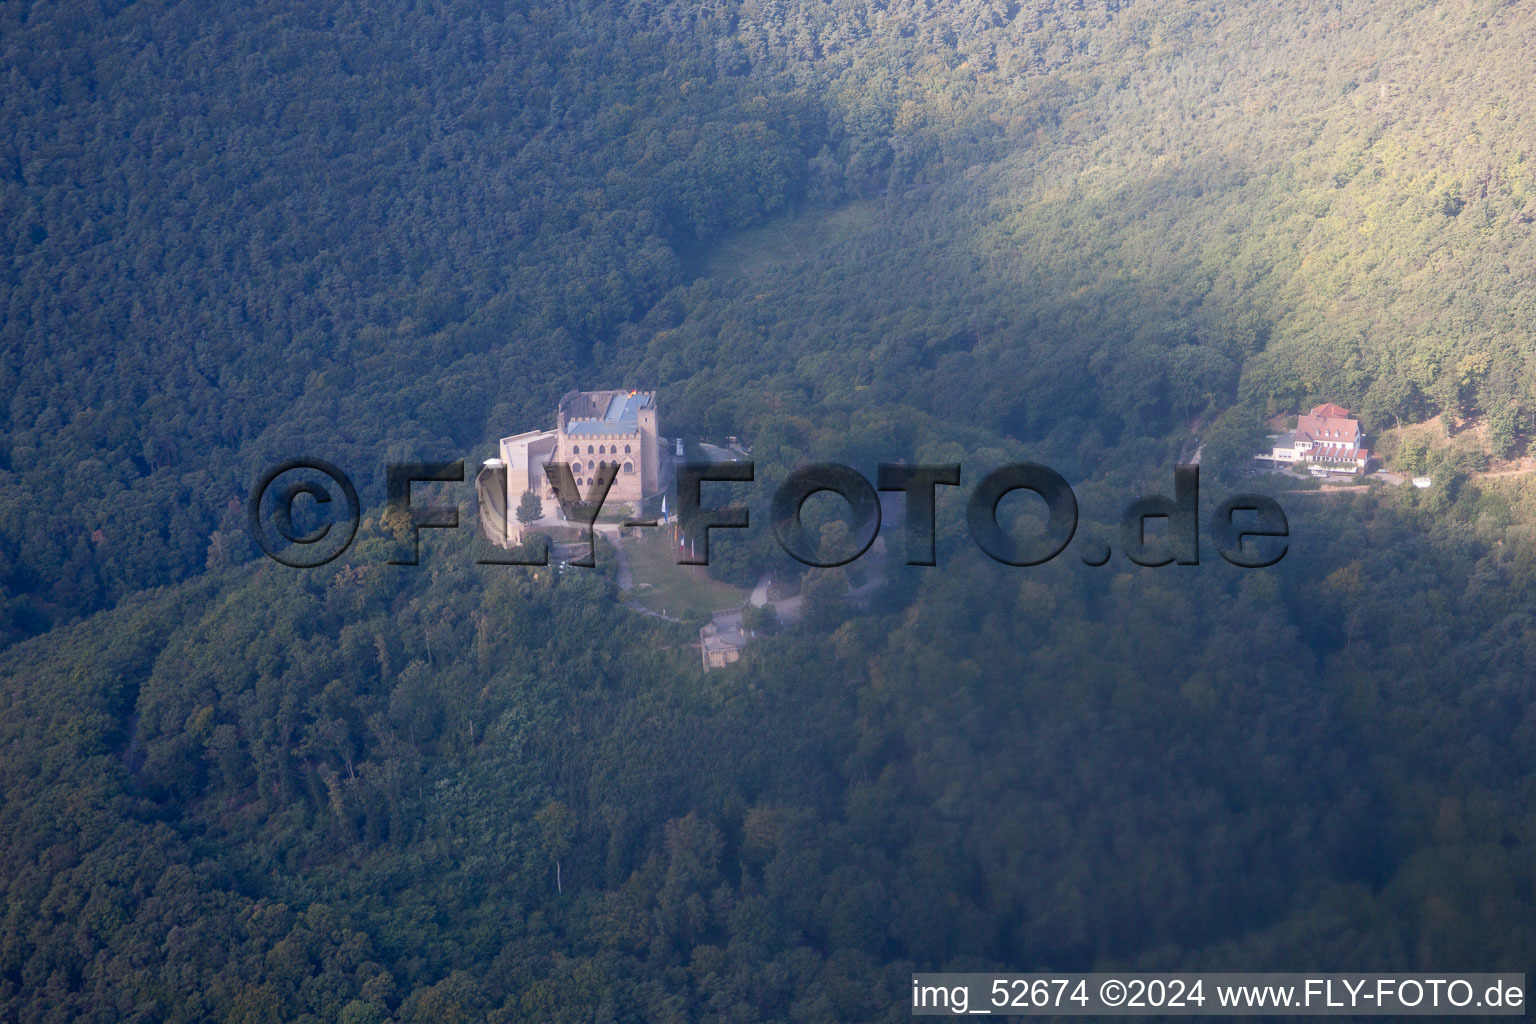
[555,427,648,503]
[498,429,558,541]
[555,389,660,508]
[488,393,661,542]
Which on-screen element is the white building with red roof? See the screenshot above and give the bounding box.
[1258,403,1371,475]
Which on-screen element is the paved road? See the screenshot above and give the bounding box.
[698,442,748,463]
[748,573,802,621]
[610,534,634,591]
[748,535,888,622]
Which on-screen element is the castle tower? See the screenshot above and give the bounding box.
[554,389,660,513]
[637,401,660,502]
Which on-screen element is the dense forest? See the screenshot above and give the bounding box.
[4,0,1536,1020]
[8,0,1536,638]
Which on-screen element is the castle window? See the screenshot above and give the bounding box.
[624,462,633,473]
[587,445,594,454]
[598,445,606,454]
[573,462,583,473]
[625,444,631,453]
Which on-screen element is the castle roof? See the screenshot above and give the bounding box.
[561,390,654,435]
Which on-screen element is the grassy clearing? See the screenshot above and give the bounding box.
[622,529,748,618]
[1375,413,1535,475]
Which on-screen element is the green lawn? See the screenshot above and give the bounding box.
[622,529,748,618]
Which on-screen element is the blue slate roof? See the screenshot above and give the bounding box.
[565,392,649,435]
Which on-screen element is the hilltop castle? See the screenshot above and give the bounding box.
[481,389,664,544]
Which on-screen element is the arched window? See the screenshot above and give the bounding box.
[624,444,631,453]
[587,445,594,454]
[598,445,605,454]
[572,462,583,473]
[624,462,633,473]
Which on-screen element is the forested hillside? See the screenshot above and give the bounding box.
[8,0,1536,638]
[4,0,1536,1020]
[4,485,1536,1021]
